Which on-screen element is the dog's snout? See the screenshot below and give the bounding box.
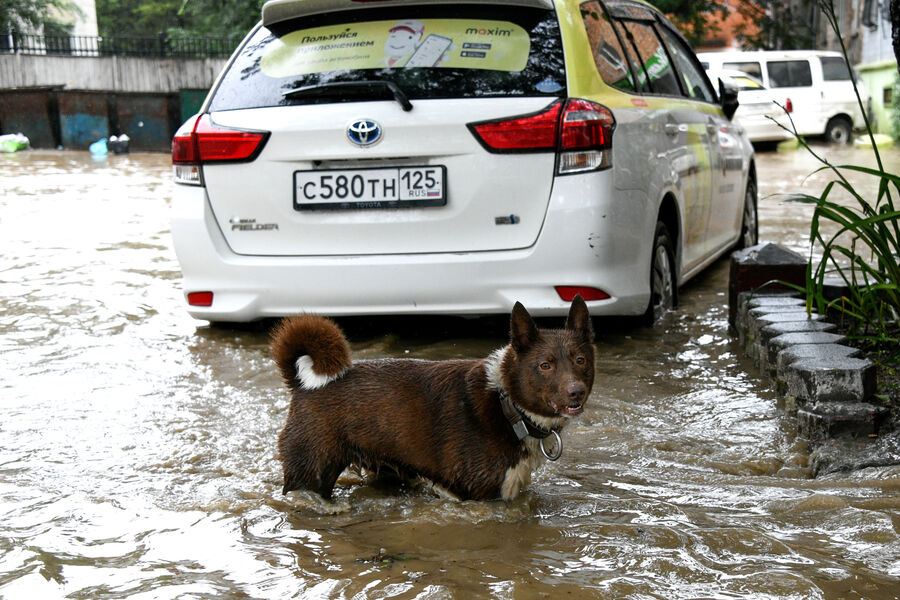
[566,382,586,405]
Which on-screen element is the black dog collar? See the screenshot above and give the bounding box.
[499,392,551,440]
[498,391,563,460]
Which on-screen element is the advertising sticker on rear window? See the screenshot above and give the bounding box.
[261,19,530,77]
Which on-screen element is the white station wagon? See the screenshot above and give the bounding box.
[171,0,756,323]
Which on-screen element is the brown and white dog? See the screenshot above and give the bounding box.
[271,297,595,502]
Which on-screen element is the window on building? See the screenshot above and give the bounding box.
[862,0,879,28]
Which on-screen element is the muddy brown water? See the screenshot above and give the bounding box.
[2,145,900,599]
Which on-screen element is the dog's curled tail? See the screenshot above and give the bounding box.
[271,315,352,391]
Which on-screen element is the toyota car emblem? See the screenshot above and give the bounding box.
[347,119,382,147]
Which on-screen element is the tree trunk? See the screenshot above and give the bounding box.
[893,0,900,69]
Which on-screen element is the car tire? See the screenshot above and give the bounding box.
[644,221,676,325]
[736,179,758,250]
[824,116,852,144]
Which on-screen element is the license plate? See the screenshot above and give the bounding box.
[294,166,446,210]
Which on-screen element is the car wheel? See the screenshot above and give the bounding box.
[824,117,852,144]
[645,222,676,325]
[736,179,758,250]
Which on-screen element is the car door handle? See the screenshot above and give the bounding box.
[664,123,686,136]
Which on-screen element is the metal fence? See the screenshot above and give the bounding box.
[1,31,241,59]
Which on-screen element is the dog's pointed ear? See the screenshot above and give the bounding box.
[510,301,539,353]
[565,295,594,343]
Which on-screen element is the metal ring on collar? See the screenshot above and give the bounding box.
[540,430,563,461]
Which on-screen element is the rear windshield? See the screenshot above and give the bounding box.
[728,74,765,90]
[766,60,813,88]
[723,61,762,80]
[208,6,566,111]
[820,56,852,81]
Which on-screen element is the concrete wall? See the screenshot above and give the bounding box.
[65,0,99,37]
[859,1,894,66]
[0,54,227,93]
[0,54,227,150]
[0,88,187,151]
[858,59,899,135]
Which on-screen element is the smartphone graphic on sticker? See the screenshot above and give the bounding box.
[405,34,453,67]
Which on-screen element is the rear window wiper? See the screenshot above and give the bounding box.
[283,80,413,112]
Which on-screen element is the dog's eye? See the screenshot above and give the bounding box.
[575,356,585,365]
[539,362,552,371]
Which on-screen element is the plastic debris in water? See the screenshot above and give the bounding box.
[0,133,30,153]
[89,138,108,155]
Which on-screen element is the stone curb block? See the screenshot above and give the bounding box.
[747,311,827,359]
[730,246,887,446]
[775,342,860,383]
[728,243,806,329]
[782,356,877,405]
[735,292,882,442]
[747,305,811,318]
[798,402,889,440]
[737,292,804,342]
[740,304,808,349]
[754,320,837,365]
[765,332,849,375]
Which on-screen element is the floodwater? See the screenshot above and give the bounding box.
[2,144,900,599]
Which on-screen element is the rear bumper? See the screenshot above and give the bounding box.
[170,173,654,321]
[737,116,793,142]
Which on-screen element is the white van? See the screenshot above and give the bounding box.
[698,50,868,143]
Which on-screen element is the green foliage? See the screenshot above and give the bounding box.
[647,0,822,51]
[786,0,900,348]
[95,0,262,39]
[1,0,78,33]
[646,0,727,46]
[788,160,900,345]
[174,0,263,38]
[93,0,178,37]
[733,0,818,50]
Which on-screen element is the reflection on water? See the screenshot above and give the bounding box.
[755,142,900,259]
[1,147,900,599]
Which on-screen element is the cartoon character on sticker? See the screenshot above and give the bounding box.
[384,20,424,67]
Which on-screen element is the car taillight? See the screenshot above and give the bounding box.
[468,99,615,174]
[559,99,614,150]
[558,99,615,173]
[785,98,793,114]
[171,114,269,186]
[468,101,562,152]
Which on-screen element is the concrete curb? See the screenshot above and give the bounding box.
[775,343,859,383]
[797,402,889,440]
[735,289,884,442]
[729,244,889,448]
[783,356,876,405]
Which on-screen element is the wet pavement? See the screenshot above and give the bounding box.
[2,144,900,598]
